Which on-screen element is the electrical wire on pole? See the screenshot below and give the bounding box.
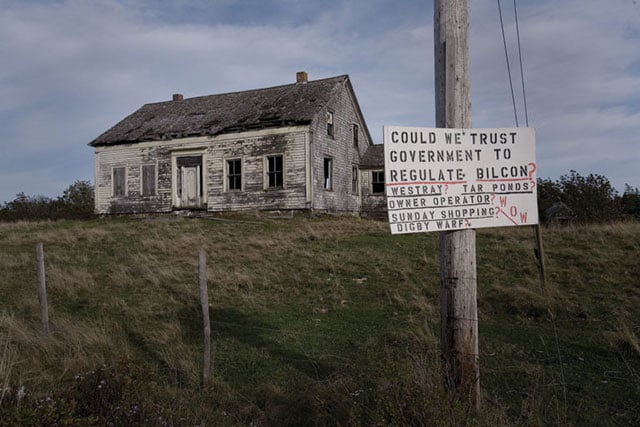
[499,0,545,290]
[514,0,529,126]
[497,0,519,127]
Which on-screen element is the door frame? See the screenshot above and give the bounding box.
[171,149,207,209]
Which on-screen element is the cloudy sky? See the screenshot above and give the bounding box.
[1,0,639,203]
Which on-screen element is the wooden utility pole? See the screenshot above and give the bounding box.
[434,0,480,407]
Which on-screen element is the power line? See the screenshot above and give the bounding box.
[514,0,530,127]
[497,0,519,127]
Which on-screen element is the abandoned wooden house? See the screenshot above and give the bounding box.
[90,72,386,215]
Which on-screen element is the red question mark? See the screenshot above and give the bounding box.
[528,162,537,192]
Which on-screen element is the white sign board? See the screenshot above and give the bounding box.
[384,126,538,234]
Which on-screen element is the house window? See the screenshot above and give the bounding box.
[266,155,283,189]
[353,124,359,147]
[372,170,385,194]
[227,159,242,191]
[324,158,333,190]
[141,164,156,196]
[326,111,334,137]
[113,167,126,197]
[352,166,359,194]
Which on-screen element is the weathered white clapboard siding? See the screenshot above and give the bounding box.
[360,170,387,216]
[94,127,311,214]
[206,128,309,212]
[95,137,215,214]
[310,80,371,212]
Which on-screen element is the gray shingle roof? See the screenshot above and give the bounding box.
[90,75,348,147]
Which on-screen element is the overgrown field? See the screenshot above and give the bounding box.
[1,215,639,425]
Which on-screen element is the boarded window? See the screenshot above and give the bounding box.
[326,111,334,137]
[113,167,126,197]
[267,155,283,189]
[352,166,359,194]
[324,158,333,190]
[142,164,156,196]
[372,170,385,194]
[353,123,359,147]
[227,159,242,191]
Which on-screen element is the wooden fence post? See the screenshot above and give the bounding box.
[534,224,548,292]
[36,243,49,336]
[199,249,211,384]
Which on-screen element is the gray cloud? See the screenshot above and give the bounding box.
[0,0,638,203]
[469,0,640,189]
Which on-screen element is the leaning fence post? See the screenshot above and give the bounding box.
[36,242,49,336]
[534,224,548,292]
[199,249,211,384]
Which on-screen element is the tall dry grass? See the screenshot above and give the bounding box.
[0,316,17,405]
[0,216,638,425]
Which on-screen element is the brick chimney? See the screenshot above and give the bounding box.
[296,71,308,84]
[172,93,184,101]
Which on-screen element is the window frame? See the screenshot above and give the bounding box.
[352,165,359,194]
[323,157,333,191]
[371,170,385,194]
[112,166,127,197]
[265,154,284,190]
[352,123,359,147]
[226,158,243,191]
[326,111,334,138]
[141,163,157,197]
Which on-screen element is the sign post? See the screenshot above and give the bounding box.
[433,0,478,406]
[380,0,538,408]
[383,126,537,408]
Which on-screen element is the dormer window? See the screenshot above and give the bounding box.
[326,111,334,137]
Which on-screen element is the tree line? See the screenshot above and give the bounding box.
[537,170,639,224]
[1,172,638,224]
[0,180,94,221]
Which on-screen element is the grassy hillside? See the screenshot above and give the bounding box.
[1,216,639,425]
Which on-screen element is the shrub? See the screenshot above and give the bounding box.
[537,171,628,224]
[558,170,622,223]
[620,185,640,219]
[0,193,57,221]
[57,180,95,219]
[0,180,94,221]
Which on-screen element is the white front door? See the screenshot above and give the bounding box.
[180,166,201,208]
